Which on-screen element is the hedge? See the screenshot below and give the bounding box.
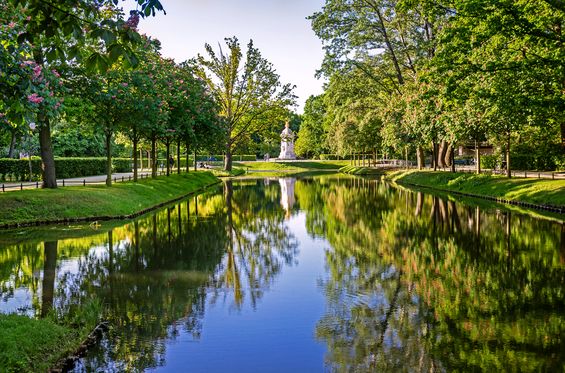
[0,157,133,181]
[480,153,565,171]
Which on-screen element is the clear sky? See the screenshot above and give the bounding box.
[125,0,327,113]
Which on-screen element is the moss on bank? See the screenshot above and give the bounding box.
[387,170,565,208]
[0,301,100,372]
[0,172,220,227]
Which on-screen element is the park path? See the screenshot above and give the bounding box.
[1,170,157,192]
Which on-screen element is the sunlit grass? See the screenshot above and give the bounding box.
[0,172,219,226]
[235,160,350,170]
[388,170,565,207]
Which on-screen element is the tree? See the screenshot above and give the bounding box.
[197,37,295,171]
[3,0,164,187]
[295,95,327,158]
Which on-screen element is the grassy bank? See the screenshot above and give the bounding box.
[339,166,387,175]
[236,160,350,171]
[0,172,219,227]
[0,302,100,372]
[387,170,565,208]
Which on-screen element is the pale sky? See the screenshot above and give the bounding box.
[125,0,327,113]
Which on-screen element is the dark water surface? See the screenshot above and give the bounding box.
[1,176,564,372]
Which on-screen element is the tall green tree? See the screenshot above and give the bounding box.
[196,37,295,171]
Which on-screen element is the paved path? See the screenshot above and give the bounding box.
[1,170,162,192]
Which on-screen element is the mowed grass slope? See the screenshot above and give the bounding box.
[388,170,565,207]
[0,172,219,226]
[236,160,350,170]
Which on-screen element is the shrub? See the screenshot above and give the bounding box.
[480,155,499,169]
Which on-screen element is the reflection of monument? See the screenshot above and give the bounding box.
[279,178,296,218]
[278,121,296,160]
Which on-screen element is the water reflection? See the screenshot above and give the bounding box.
[0,176,563,371]
[297,179,565,371]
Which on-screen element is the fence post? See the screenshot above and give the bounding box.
[538,172,540,179]
[20,183,23,190]
[552,172,555,180]
[62,179,65,187]
[122,176,124,182]
[36,181,39,189]
[129,176,131,181]
[524,171,527,178]
[83,179,86,186]
[1,184,4,192]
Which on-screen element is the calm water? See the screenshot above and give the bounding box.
[0,176,564,372]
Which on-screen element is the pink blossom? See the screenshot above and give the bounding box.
[111,95,116,99]
[8,22,16,28]
[27,93,44,104]
[32,65,42,79]
[51,69,60,78]
[26,16,31,21]
[49,91,54,96]
[54,102,61,110]
[121,82,128,87]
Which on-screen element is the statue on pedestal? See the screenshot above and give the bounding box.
[278,121,296,160]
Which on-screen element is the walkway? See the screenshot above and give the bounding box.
[1,169,174,192]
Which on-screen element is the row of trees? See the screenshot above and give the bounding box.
[296,0,565,174]
[1,0,296,186]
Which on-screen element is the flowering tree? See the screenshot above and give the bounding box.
[2,0,164,187]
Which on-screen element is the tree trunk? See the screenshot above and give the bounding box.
[506,133,511,178]
[133,135,138,182]
[39,118,57,188]
[105,130,112,186]
[475,140,481,175]
[151,136,157,178]
[7,130,16,158]
[432,142,438,171]
[416,146,424,170]
[450,145,455,173]
[139,148,143,171]
[194,148,197,171]
[166,139,171,176]
[438,140,448,168]
[177,140,181,175]
[224,145,233,171]
[561,122,565,151]
[186,141,190,173]
[444,143,453,167]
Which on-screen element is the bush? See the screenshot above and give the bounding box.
[0,157,134,181]
[480,155,498,169]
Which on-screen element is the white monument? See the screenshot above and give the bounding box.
[278,121,296,160]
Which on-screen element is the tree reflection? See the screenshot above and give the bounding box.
[295,178,565,371]
[210,179,299,310]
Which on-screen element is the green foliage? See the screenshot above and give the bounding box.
[197,37,295,171]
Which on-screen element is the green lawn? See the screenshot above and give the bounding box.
[0,172,219,227]
[236,160,350,170]
[387,170,565,207]
[0,301,100,372]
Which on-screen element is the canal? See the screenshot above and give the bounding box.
[0,175,563,372]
